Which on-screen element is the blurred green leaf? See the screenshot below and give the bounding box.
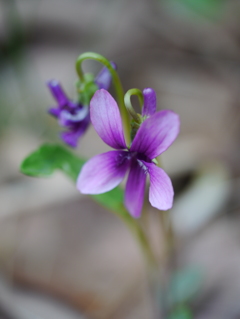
[168,305,193,319]
[169,0,224,19]
[167,267,203,307]
[21,143,85,181]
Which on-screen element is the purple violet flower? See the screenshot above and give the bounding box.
[77,88,180,218]
[47,64,116,148]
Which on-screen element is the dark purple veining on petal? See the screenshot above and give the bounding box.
[130,110,180,159]
[90,89,126,150]
[124,158,147,218]
[136,152,152,164]
[77,150,131,194]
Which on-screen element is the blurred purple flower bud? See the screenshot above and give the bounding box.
[95,62,117,90]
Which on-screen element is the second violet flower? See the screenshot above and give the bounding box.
[77,89,180,218]
[47,64,115,148]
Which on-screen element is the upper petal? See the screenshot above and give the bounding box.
[94,62,117,90]
[143,161,174,211]
[130,110,180,159]
[90,89,127,149]
[47,80,68,108]
[124,159,147,218]
[142,88,156,117]
[77,150,130,194]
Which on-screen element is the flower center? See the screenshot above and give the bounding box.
[136,152,152,163]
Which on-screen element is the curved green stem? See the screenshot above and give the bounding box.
[76,52,130,144]
[125,88,144,107]
[124,88,143,123]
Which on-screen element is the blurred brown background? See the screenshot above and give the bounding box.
[0,0,240,318]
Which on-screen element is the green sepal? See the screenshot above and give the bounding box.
[76,73,98,106]
[130,119,141,142]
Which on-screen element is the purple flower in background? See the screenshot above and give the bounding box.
[47,63,116,148]
[47,81,89,147]
[77,89,180,218]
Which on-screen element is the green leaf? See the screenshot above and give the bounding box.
[20,143,85,181]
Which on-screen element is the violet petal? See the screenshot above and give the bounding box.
[48,107,61,118]
[59,107,89,126]
[77,150,130,194]
[142,88,157,117]
[61,114,90,147]
[47,80,69,108]
[90,89,126,150]
[67,100,80,109]
[95,62,117,90]
[124,159,147,218]
[143,161,174,210]
[130,110,180,159]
